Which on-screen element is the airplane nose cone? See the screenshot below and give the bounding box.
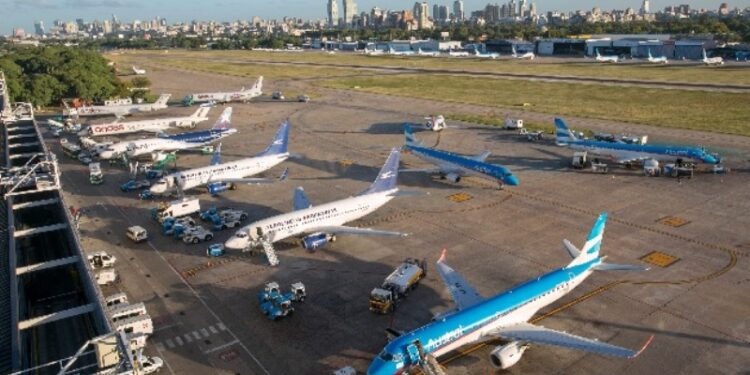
[705,154,720,164]
[99,151,113,159]
[224,236,247,250]
[505,174,520,186]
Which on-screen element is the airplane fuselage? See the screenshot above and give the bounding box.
[565,140,717,164]
[88,116,205,136]
[169,153,287,191]
[407,145,518,186]
[100,129,234,159]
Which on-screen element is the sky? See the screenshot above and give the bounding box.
[2,0,748,33]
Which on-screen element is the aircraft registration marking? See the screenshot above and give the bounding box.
[640,251,680,268]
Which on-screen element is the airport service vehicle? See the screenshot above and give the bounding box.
[139,356,164,374]
[210,214,242,231]
[369,258,426,314]
[702,49,724,66]
[77,152,93,165]
[150,197,201,222]
[207,243,225,257]
[109,302,148,323]
[132,66,146,75]
[63,94,170,118]
[88,163,103,185]
[225,149,411,266]
[149,122,291,196]
[87,106,211,137]
[595,50,619,63]
[646,49,668,64]
[555,118,720,166]
[572,151,588,169]
[201,207,249,221]
[423,115,448,132]
[298,95,310,103]
[504,118,523,129]
[401,125,519,189]
[257,282,306,320]
[61,141,82,159]
[182,226,213,244]
[663,163,694,178]
[520,128,544,142]
[511,45,536,60]
[182,76,263,105]
[126,226,148,243]
[113,314,154,337]
[95,269,118,285]
[120,179,151,192]
[98,107,236,160]
[104,293,129,310]
[367,214,653,375]
[162,216,196,235]
[88,251,116,268]
[272,91,285,100]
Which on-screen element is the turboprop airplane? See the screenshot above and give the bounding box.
[555,118,720,165]
[512,45,536,60]
[86,106,211,137]
[702,49,724,66]
[401,124,519,188]
[225,148,410,265]
[63,94,171,118]
[472,49,499,59]
[132,66,146,75]
[646,49,668,64]
[182,76,263,106]
[367,213,653,375]
[149,121,290,196]
[98,107,236,160]
[595,50,619,63]
[417,48,441,57]
[388,46,415,56]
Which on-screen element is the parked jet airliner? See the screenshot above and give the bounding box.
[182,76,263,105]
[64,94,171,118]
[87,106,211,137]
[512,45,536,60]
[595,50,619,63]
[368,213,653,374]
[702,49,724,66]
[225,148,409,264]
[401,124,519,188]
[646,49,668,64]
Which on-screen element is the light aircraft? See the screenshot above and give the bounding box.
[149,121,290,196]
[132,66,146,75]
[63,94,171,118]
[595,50,619,63]
[225,148,410,264]
[401,124,519,188]
[472,49,499,59]
[367,213,653,375]
[86,106,211,137]
[98,107,236,160]
[417,48,441,57]
[646,49,668,64]
[388,46,415,56]
[555,118,720,165]
[511,45,536,60]
[182,76,263,106]
[702,49,724,66]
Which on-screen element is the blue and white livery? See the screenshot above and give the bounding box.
[402,124,519,188]
[555,118,720,165]
[368,213,653,375]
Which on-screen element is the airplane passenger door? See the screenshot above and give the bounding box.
[406,342,422,365]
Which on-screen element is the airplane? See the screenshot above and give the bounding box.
[132,66,146,75]
[182,76,263,106]
[401,124,519,188]
[363,47,385,56]
[702,49,724,66]
[646,49,668,64]
[555,118,720,165]
[86,106,211,137]
[367,213,653,375]
[63,94,171,118]
[98,107,236,160]
[416,48,441,57]
[224,148,410,264]
[512,45,536,60]
[448,50,470,57]
[149,121,290,196]
[595,50,619,63]
[472,49,499,59]
[388,46,415,56]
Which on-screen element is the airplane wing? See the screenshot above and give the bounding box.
[293,187,312,210]
[208,168,288,185]
[306,225,408,238]
[436,249,485,310]
[472,150,492,162]
[399,168,442,173]
[489,322,653,358]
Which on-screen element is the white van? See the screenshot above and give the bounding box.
[113,314,153,336]
[109,302,148,323]
[95,269,118,285]
[104,293,129,310]
[126,226,148,243]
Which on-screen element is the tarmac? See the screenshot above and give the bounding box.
[48,65,750,374]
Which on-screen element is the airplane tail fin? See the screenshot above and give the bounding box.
[193,106,211,119]
[155,94,171,106]
[512,45,517,56]
[359,148,400,196]
[404,124,421,146]
[554,118,578,146]
[257,121,290,156]
[648,49,653,59]
[250,76,263,92]
[596,50,601,57]
[567,213,607,267]
[212,107,232,130]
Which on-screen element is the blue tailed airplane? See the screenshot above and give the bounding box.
[368,213,653,374]
[401,124,519,188]
[555,118,720,165]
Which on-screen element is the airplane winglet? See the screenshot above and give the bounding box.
[438,248,447,263]
[633,335,655,358]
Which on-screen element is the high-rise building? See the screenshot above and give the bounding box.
[418,2,431,29]
[519,0,528,17]
[34,21,45,36]
[453,0,464,21]
[510,0,517,17]
[439,5,449,21]
[328,0,339,27]
[640,0,650,14]
[344,0,357,26]
[718,2,729,15]
[529,2,537,17]
[103,19,112,34]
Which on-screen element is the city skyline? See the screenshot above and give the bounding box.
[3,0,748,32]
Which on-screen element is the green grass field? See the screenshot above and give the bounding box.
[318,75,750,136]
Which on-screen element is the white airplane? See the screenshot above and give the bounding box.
[702,49,724,66]
[595,50,619,63]
[63,94,171,118]
[225,148,410,264]
[388,46,415,56]
[363,47,385,56]
[512,45,536,60]
[368,213,653,375]
[132,66,146,75]
[182,76,263,106]
[646,49,668,64]
[98,107,236,160]
[86,106,211,137]
[416,48,441,57]
[449,50,470,57]
[472,49,499,59]
[149,122,290,196]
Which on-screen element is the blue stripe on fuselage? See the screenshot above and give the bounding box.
[165,129,232,144]
[406,144,515,184]
[568,139,707,162]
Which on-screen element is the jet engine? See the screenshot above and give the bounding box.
[445,173,461,183]
[301,233,336,251]
[489,342,528,369]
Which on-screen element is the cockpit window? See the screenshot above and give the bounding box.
[236,232,248,238]
[379,350,393,361]
[155,180,166,185]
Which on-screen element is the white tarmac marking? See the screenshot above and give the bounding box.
[203,339,240,355]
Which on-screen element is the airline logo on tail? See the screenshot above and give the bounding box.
[554,118,578,145]
[212,107,232,130]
